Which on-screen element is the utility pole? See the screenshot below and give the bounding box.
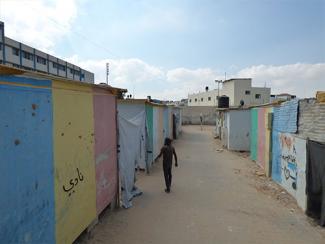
[106,62,109,85]
[215,79,223,98]
[215,79,223,107]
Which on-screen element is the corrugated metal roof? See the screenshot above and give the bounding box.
[0,64,127,94]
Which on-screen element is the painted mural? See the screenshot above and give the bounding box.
[279,133,307,210]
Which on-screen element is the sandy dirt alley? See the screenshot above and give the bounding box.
[78,126,325,244]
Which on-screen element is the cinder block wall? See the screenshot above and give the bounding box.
[182,106,216,125]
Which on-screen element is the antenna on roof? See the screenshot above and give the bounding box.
[225,72,227,80]
[106,62,109,85]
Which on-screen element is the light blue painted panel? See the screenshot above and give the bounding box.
[0,75,52,87]
[0,80,55,243]
[271,131,282,183]
[273,99,298,133]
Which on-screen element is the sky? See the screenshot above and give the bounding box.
[0,0,324,100]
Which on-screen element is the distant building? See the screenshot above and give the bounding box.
[0,21,94,83]
[188,78,271,107]
[270,93,296,102]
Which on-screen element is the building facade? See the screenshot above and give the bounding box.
[270,93,296,102]
[188,78,271,107]
[0,21,94,83]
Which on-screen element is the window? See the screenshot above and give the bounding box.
[36,56,47,65]
[53,62,58,68]
[245,90,250,95]
[0,44,2,50]
[70,68,74,74]
[201,98,203,102]
[58,64,66,72]
[195,98,197,102]
[189,99,192,103]
[12,47,19,56]
[255,94,261,99]
[208,97,211,101]
[22,51,34,61]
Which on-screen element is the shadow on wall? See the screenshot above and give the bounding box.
[182,106,216,125]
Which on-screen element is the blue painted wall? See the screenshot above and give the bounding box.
[0,76,55,244]
[271,100,298,183]
[271,130,282,183]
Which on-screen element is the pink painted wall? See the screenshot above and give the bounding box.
[93,88,117,215]
[257,108,266,169]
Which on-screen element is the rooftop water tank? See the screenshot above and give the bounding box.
[218,96,229,108]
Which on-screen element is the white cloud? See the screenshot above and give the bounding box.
[67,56,325,100]
[0,0,80,52]
[67,56,165,85]
[237,63,325,98]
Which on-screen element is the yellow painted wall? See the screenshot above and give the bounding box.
[52,80,96,244]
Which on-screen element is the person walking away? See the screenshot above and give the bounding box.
[156,138,178,193]
[200,112,203,130]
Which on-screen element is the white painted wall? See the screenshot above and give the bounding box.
[188,79,270,107]
[188,89,219,106]
[279,133,307,210]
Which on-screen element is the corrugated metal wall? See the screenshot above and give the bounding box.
[273,99,298,133]
[0,76,55,244]
[93,88,117,216]
[0,74,118,244]
[53,80,97,244]
[227,110,251,151]
[298,99,325,143]
[272,100,298,183]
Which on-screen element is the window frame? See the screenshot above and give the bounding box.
[12,47,19,56]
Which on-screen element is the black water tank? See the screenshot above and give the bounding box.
[218,96,229,108]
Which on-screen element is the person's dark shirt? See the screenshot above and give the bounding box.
[160,145,177,167]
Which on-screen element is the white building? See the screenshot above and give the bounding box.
[270,93,296,102]
[0,21,94,83]
[188,78,270,107]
